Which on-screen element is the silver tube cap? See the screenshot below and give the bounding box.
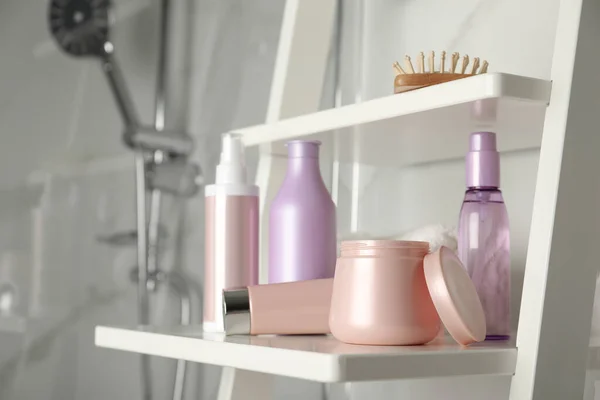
[223,288,251,335]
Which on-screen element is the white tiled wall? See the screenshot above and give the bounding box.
[0,0,188,399]
[1,0,288,399]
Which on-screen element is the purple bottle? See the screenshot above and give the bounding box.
[458,132,510,340]
[269,140,337,283]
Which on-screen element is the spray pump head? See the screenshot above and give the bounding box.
[216,133,248,185]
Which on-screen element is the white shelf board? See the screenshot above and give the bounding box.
[95,325,517,382]
[236,73,552,167]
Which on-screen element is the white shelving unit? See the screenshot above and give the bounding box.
[95,0,600,399]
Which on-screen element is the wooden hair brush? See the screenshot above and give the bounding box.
[393,51,489,94]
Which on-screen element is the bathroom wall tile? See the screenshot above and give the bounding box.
[0,0,208,398]
[0,0,188,395]
[2,166,188,400]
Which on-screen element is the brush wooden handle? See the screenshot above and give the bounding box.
[394,73,471,93]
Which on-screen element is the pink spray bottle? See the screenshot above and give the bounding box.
[203,133,259,332]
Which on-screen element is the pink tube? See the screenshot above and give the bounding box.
[223,278,332,335]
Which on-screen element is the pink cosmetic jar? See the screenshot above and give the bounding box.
[330,240,486,346]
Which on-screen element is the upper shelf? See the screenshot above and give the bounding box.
[96,325,517,382]
[236,73,552,167]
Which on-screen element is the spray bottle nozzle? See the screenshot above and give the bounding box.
[216,133,248,185]
[221,133,245,164]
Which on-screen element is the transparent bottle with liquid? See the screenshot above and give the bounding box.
[458,132,510,340]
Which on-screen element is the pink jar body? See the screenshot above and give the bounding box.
[330,241,440,345]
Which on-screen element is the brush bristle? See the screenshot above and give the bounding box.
[394,51,489,75]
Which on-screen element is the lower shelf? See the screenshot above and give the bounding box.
[95,325,517,382]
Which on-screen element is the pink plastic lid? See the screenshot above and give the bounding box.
[423,246,486,345]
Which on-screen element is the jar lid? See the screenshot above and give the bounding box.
[423,246,486,345]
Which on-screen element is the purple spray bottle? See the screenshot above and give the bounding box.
[458,132,510,340]
[269,140,337,283]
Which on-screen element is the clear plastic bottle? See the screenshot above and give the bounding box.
[458,132,510,339]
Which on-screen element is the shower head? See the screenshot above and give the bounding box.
[48,0,140,129]
[48,0,112,58]
[46,0,196,158]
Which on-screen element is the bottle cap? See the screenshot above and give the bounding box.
[223,288,251,335]
[466,131,500,188]
[424,247,486,345]
[286,140,321,158]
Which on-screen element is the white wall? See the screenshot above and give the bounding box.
[0,0,297,398]
[0,0,294,397]
[0,0,201,399]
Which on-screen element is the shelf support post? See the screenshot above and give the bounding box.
[509,0,600,398]
[584,372,596,400]
[217,367,274,400]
